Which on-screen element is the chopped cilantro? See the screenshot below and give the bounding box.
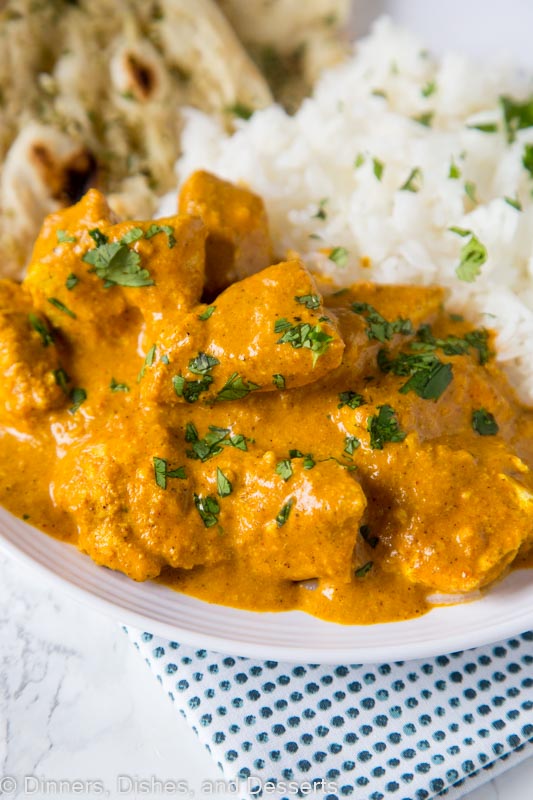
[47,297,77,319]
[412,111,433,127]
[504,196,522,211]
[313,199,328,220]
[276,459,293,482]
[216,372,260,402]
[467,122,498,133]
[303,454,316,470]
[351,301,413,343]
[83,237,154,288]
[464,181,478,203]
[399,167,422,192]
[500,94,533,142]
[329,247,349,267]
[216,467,232,498]
[421,80,437,98]
[68,387,87,414]
[415,323,491,365]
[56,229,76,243]
[276,321,334,366]
[522,143,533,178]
[120,227,144,244]
[272,373,286,390]
[53,367,70,393]
[354,153,365,169]
[194,494,220,528]
[160,354,170,365]
[145,224,176,248]
[360,524,379,549]
[372,157,384,180]
[295,294,321,310]
[344,435,360,455]
[110,377,130,392]
[88,228,108,246]
[449,160,461,179]
[449,227,487,282]
[29,313,54,347]
[188,352,220,375]
[198,305,216,321]
[274,318,292,334]
[338,390,365,409]
[65,273,79,290]
[173,374,213,404]
[185,425,249,462]
[276,498,294,528]
[472,408,499,436]
[153,457,186,490]
[137,344,157,382]
[355,561,373,578]
[378,348,453,400]
[227,102,254,120]
[367,404,406,450]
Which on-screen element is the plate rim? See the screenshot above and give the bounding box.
[1,508,531,665]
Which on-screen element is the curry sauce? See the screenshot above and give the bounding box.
[0,171,532,625]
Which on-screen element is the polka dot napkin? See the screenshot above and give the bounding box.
[127,628,533,800]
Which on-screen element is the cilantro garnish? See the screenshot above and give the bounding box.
[275,321,334,366]
[173,375,213,404]
[378,348,453,400]
[82,233,154,288]
[276,460,293,482]
[272,373,286,390]
[194,494,221,528]
[120,227,144,244]
[313,199,328,220]
[68,387,87,414]
[421,80,437,98]
[329,247,349,267]
[464,181,478,203]
[372,157,384,180]
[367,405,406,450]
[188,353,220,375]
[504,196,522,211]
[153,457,186,489]
[57,230,76,243]
[338,391,365,409]
[449,160,461,179]
[449,227,487,282]
[467,122,498,133]
[500,94,533,142]
[295,294,321,310]
[412,112,433,127]
[344,435,360,455]
[351,302,413,343]
[355,561,373,578]
[137,344,157,382]
[276,498,294,528]
[522,143,533,178]
[227,102,254,120]
[110,378,130,392]
[65,273,79,290]
[216,373,260,402]
[53,367,70,393]
[216,467,232,498]
[185,425,249,462]
[198,305,216,321]
[399,167,422,192]
[472,408,499,436]
[287,450,315,469]
[28,313,54,347]
[47,297,77,319]
[145,224,176,248]
[415,324,491,365]
[360,524,379,549]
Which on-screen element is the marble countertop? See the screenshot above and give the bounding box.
[0,552,531,800]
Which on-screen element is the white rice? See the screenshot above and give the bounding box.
[161,17,533,403]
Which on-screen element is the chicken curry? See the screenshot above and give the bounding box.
[0,170,532,625]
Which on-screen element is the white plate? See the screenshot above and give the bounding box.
[1,505,531,664]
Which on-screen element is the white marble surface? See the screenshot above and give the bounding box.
[0,551,531,800]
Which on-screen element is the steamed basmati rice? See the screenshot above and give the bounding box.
[161,17,533,403]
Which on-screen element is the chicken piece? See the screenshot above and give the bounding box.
[0,281,65,418]
[25,192,206,338]
[179,170,273,295]
[216,452,366,582]
[142,259,344,405]
[365,436,533,594]
[53,420,231,581]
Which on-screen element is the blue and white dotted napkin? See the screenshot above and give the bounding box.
[127,628,533,800]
